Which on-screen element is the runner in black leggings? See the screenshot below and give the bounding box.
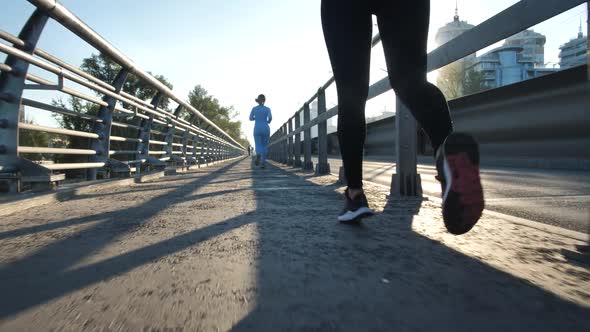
[322,0,484,234]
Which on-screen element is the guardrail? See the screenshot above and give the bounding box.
[268,0,588,196]
[0,0,246,192]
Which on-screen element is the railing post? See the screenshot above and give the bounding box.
[163,105,182,164]
[181,115,195,167]
[294,112,302,167]
[287,118,294,165]
[136,93,162,174]
[276,134,280,162]
[274,129,279,162]
[180,126,190,166]
[270,138,274,162]
[191,133,200,167]
[390,97,422,197]
[315,88,331,175]
[281,123,289,165]
[202,136,209,165]
[211,139,216,163]
[0,9,49,192]
[87,69,129,180]
[217,141,221,161]
[203,137,211,166]
[303,103,314,171]
[214,141,220,162]
[268,134,276,161]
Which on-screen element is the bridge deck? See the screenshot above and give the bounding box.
[0,158,588,331]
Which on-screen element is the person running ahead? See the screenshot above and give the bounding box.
[250,94,272,169]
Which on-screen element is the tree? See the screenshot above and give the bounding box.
[54,52,246,169]
[81,53,174,110]
[463,69,490,96]
[436,61,464,100]
[19,116,49,161]
[52,53,175,169]
[51,97,97,177]
[187,85,247,147]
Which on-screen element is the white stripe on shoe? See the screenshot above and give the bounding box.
[337,207,375,222]
[443,159,453,202]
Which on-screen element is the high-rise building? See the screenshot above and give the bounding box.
[468,45,557,89]
[434,2,475,98]
[559,22,587,69]
[435,4,558,93]
[434,2,475,47]
[504,30,547,67]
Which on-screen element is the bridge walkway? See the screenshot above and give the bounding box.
[0,157,588,331]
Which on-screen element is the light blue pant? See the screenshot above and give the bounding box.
[253,126,270,163]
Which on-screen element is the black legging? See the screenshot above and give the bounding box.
[322,0,453,189]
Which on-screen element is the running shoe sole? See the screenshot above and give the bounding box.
[439,133,485,235]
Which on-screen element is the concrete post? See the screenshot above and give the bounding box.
[390,97,422,197]
[303,103,314,171]
[315,88,331,175]
[281,123,289,165]
[294,111,302,167]
[287,118,294,165]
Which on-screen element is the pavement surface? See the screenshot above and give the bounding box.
[315,157,590,234]
[0,157,589,331]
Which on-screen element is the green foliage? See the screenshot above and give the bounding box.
[81,53,174,111]
[437,59,490,100]
[437,61,464,100]
[463,69,490,96]
[18,116,49,161]
[52,52,246,166]
[187,85,247,147]
[51,98,95,177]
[52,97,98,133]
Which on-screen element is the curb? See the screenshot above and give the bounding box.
[0,157,245,217]
[0,177,135,217]
[419,193,588,243]
[356,176,589,243]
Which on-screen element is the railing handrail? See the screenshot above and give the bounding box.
[26,0,245,150]
[0,29,238,149]
[270,0,587,144]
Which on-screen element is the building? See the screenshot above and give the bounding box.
[434,4,475,47]
[468,44,557,89]
[504,30,547,66]
[435,4,586,91]
[434,3,475,97]
[559,23,587,69]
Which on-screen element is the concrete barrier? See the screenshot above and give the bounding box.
[317,66,589,170]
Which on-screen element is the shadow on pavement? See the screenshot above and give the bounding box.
[0,158,588,331]
[0,159,251,319]
[231,162,590,331]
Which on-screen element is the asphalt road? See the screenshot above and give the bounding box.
[312,157,590,234]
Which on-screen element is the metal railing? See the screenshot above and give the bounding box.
[0,0,246,192]
[267,0,588,196]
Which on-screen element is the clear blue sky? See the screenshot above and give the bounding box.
[1,1,587,145]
